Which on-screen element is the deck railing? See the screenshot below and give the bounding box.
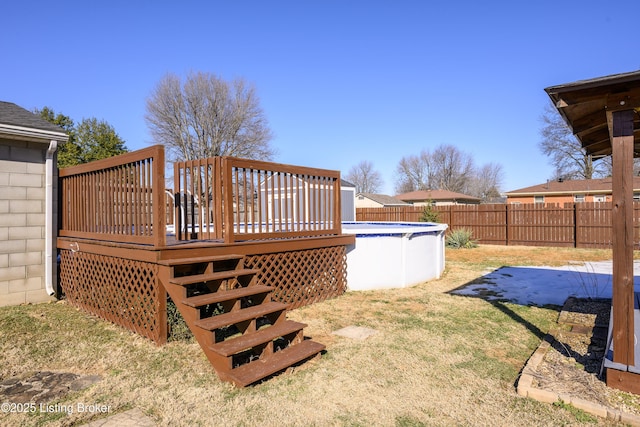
[172,156,223,241]
[59,145,166,246]
[173,156,342,243]
[59,145,342,247]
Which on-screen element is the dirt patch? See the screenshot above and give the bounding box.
[526,297,640,416]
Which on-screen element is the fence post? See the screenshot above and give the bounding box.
[573,202,578,248]
[504,204,513,246]
[448,205,454,230]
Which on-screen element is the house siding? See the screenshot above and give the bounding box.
[508,194,613,205]
[0,138,53,306]
[355,197,384,208]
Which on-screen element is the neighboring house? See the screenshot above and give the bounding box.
[0,101,68,307]
[505,177,640,205]
[355,193,410,208]
[396,189,481,206]
[256,174,355,224]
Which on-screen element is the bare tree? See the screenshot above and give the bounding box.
[467,162,504,203]
[539,102,606,180]
[393,150,432,193]
[345,161,384,193]
[145,71,275,161]
[430,144,475,193]
[394,144,503,200]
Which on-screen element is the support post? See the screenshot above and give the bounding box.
[153,145,166,247]
[610,109,635,365]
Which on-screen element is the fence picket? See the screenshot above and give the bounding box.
[356,202,639,248]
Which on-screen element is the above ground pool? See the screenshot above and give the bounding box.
[341,221,448,291]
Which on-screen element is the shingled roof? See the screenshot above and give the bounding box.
[0,101,68,141]
[396,189,481,203]
[505,177,640,195]
[357,193,409,206]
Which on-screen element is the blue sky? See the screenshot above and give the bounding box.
[3,1,640,194]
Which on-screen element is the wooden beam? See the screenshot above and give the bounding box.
[609,109,636,366]
[606,93,640,113]
[606,368,640,395]
[572,109,606,134]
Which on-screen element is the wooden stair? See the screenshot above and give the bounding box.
[159,254,325,387]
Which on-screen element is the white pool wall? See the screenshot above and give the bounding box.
[342,221,448,291]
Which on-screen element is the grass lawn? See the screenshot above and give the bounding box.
[0,245,630,426]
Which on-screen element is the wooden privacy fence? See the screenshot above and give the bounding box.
[356,203,640,249]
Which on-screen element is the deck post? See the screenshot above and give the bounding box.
[222,157,235,244]
[213,157,223,240]
[153,145,166,248]
[156,276,168,345]
[610,109,635,366]
[333,178,341,234]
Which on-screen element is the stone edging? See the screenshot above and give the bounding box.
[517,330,640,426]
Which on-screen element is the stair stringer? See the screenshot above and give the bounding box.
[157,254,325,387]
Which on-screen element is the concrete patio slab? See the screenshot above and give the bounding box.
[332,325,378,340]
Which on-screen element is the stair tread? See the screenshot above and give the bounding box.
[194,301,287,331]
[183,285,273,308]
[210,320,308,357]
[170,269,259,286]
[158,254,244,266]
[227,340,325,387]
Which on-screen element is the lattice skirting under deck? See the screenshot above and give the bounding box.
[244,245,348,309]
[58,250,165,344]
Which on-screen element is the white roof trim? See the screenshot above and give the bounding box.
[0,123,68,143]
[505,189,639,197]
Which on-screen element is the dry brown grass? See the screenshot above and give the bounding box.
[0,245,630,426]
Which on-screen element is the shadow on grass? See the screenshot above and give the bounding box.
[449,270,612,382]
[447,265,566,341]
[448,265,615,307]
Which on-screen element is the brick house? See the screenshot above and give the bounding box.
[505,177,640,205]
[0,101,68,307]
[396,189,481,206]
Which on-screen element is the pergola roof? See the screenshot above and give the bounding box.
[545,70,640,158]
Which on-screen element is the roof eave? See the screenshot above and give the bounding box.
[0,123,69,143]
[544,70,640,158]
[506,190,613,197]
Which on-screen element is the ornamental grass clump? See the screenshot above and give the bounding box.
[446,228,478,249]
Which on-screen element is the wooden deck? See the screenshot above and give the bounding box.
[56,146,354,386]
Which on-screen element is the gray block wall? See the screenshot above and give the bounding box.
[0,138,52,306]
